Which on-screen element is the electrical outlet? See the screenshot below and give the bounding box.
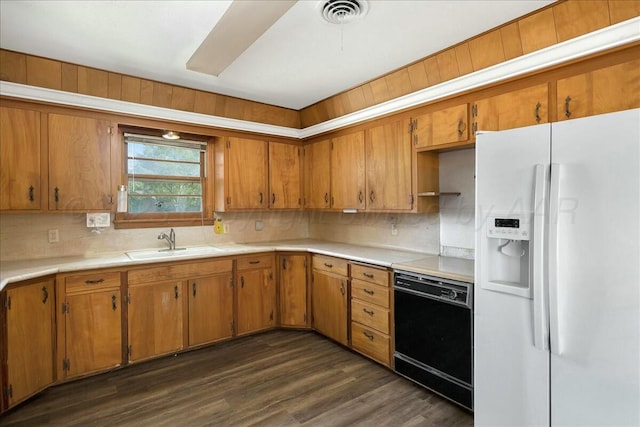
[391,223,398,236]
[48,229,59,243]
[255,220,263,231]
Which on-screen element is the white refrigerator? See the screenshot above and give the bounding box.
[474,108,639,426]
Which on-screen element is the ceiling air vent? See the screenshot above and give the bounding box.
[320,0,369,25]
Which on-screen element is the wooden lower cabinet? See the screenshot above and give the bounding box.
[278,253,309,328]
[3,278,55,409]
[188,273,234,346]
[311,267,348,346]
[57,270,123,379]
[236,254,276,335]
[349,263,393,367]
[127,281,185,362]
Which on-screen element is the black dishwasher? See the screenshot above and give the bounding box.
[393,270,473,411]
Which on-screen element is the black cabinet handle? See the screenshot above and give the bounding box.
[54,187,60,203]
[29,185,35,202]
[249,260,260,265]
[369,191,375,203]
[272,193,276,205]
[363,308,374,316]
[324,193,329,204]
[193,282,197,297]
[174,285,179,300]
[564,96,572,118]
[85,278,105,285]
[112,295,117,311]
[42,286,48,304]
[259,192,263,204]
[358,191,364,204]
[457,118,465,137]
[535,102,542,123]
[241,276,245,288]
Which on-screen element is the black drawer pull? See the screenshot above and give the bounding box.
[363,273,374,279]
[324,263,333,268]
[363,308,374,316]
[248,260,260,265]
[112,295,117,311]
[363,288,375,295]
[85,278,105,285]
[363,331,374,340]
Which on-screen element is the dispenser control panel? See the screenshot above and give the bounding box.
[487,216,530,240]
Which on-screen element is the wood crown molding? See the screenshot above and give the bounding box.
[1,17,638,140]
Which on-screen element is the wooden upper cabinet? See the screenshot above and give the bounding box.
[366,119,412,211]
[48,113,113,211]
[557,59,640,121]
[188,273,234,346]
[223,137,268,210]
[331,131,365,210]
[0,106,41,211]
[268,142,301,209]
[4,278,55,408]
[413,104,470,149]
[473,83,549,133]
[303,139,331,209]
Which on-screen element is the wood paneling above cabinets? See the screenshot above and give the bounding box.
[0,49,300,129]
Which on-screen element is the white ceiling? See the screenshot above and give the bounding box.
[0,0,553,110]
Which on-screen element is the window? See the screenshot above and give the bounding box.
[116,131,211,228]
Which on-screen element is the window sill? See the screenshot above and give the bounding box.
[114,213,214,229]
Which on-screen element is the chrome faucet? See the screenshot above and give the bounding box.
[158,228,176,250]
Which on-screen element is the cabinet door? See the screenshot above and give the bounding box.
[188,273,234,346]
[128,282,183,362]
[311,271,348,346]
[0,107,41,211]
[279,255,308,328]
[269,142,301,209]
[366,120,412,211]
[474,83,549,132]
[5,279,54,407]
[48,113,112,210]
[303,139,331,209]
[237,268,276,335]
[557,59,640,121]
[413,104,469,149]
[432,104,469,146]
[226,137,268,209]
[331,131,365,210]
[64,290,122,378]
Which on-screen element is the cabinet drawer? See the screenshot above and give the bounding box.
[312,255,348,277]
[65,271,121,293]
[350,264,389,287]
[351,299,389,334]
[351,280,389,308]
[237,254,273,271]
[351,322,390,366]
[128,259,233,285]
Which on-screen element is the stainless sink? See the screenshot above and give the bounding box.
[126,246,225,261]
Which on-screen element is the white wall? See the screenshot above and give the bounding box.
[438,148,476,259]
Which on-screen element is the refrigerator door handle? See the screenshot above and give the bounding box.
[532,164,549,351]
[549,163,562,355]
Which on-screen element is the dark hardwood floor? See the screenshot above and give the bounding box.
[1,330,473,426]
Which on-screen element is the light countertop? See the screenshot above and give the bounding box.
[0,239,474,290]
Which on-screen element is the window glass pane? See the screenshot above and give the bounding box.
[128,195,202,213]
[128,142,200,162]
[129,179,201,195]
[128,159,200,177]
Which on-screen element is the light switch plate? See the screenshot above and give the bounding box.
[87,212,111,228]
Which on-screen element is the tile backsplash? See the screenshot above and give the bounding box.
[0,211,309,261]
